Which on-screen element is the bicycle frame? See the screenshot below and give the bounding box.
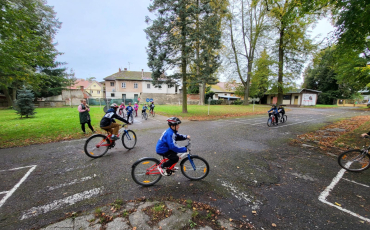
[95,125,130,148]
[144,140,193,175]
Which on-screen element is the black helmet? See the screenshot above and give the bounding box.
[272,104,276,108]
[167,117,181,126]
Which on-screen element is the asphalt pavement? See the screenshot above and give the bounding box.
[0,107,369,229]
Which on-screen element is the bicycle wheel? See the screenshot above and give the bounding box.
[131,158,162,186]
[122,130,137,149]
[267,118,272,127]
[338,150,370,172]
[84,134,110,158]
[145,113,148,120]
[180,156,209,180]
[283,115,287,123]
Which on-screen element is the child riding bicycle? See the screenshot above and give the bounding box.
[278,104,285,118]
[142,104,148,115]
[268,104,279,125]
[150,101,155,114]
[100,103,129,140]
[156,117,190,176]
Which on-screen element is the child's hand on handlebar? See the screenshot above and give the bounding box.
[187,135,191,139]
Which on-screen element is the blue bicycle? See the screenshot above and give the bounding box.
[131,139,209,186]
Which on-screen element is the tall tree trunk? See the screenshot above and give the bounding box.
[196,0,204,106]
[180,3,188,113]
[277,28,284,105]
[1,85,13,107]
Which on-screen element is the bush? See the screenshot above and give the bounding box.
[14,88,36,118]
[210,100,222,105]
[233,100,243,105]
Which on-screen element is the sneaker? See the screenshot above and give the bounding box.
[172,167,179,171]
[157,165,168,176]
[111,135,119,140]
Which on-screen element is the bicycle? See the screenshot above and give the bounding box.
[84,124,137,158]
[142,111,148,120]
[278,113,287,123]
[127,112,134,124]
[131,139,209,186]
[150,109,155,117]
[267,112,278,127]
[338,137,370,172]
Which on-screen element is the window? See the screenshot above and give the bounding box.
[147,84,150,89]
[134,83,138,89]
[283,95,291,100]
[111,93,115,97]
[94,85,96,87]
[121,82,126,88]
[158,85,162,90]
[225,93,227,96]
[91,90,93,93]
[110,82,114,86]
[97,90,100,94]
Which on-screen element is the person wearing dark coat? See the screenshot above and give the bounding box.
[78,99,95,134]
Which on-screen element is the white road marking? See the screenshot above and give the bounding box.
[218,179,261,209]
[47,175,97,191]
[0,165,37,208]
[21,187,104,220]
[342,178,370,188]
[318,167,370,223]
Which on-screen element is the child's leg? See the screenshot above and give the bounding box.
[162,150,179,168]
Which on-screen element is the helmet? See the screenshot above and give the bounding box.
[272,104,276,108]
[111,103,119,108]
[167,117,181,126]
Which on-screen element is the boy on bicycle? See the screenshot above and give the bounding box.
[126,102,134,121]
[100,103,129,140]
[142,104,148,115]
[150,101,155,114]
[278,105,285,118]
[156,117,190,176]
[268,104,279,125]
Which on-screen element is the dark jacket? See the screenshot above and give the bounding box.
[100,108,128,127]
[79,104,90,124]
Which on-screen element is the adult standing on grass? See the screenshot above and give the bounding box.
[78,99,95,134]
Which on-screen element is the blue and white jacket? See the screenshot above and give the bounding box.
[126,105,133,115]
[156,128,187,155]
[268,107,278,114]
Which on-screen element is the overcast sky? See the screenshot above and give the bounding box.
[48,0,335,83]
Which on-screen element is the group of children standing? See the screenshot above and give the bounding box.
[118,101,155,120]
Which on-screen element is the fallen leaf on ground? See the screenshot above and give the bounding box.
[335,202,341,207]
[272,223,277,227]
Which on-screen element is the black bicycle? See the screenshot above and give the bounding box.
[338,137,370,172]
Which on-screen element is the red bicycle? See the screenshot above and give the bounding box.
[131,139,209,186]
[267,112,277,127]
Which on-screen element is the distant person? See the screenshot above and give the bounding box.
[119,102,125,116]
[78,99,95,134]
[150,101,155,114]
[267,104,279,125]
[134,102,139,117]
[126,102,134,121]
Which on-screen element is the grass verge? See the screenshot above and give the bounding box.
[291,116,370,153]
[0,105,269,148]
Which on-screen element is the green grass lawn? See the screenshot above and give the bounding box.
[0,104,270,148]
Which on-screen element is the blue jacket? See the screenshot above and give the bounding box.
[156,128,187,154]
[126,106,133,114]
[268,107,278,114]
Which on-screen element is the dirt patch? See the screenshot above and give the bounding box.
[142,202,173,226]
[290,116,370,153]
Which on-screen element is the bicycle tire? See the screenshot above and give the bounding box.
[283,115,287,123]
[180,155,210,180]
[131,158,162,186]
[267,118,272,127]
[84,134,110,158]
[122,130,137,149]
[338,149,370,172]
[145,113,148,120]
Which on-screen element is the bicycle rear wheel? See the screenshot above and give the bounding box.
[84,134,110,158]
[338,149,370,172]
[180,156,209,180]
[283,115,287,122]
[131,158,162,186]
[122,130,137,149]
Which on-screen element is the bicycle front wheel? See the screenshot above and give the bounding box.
[338,149,370,172]
[283,115,287,123]
[180,156,209,180]
[131,158,162,186]
[122,130,137,149]
[84,134,110,158]
[267,118,272,127]
[152,111,155,117]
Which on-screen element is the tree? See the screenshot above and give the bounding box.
[146,0,224,112]
[249,49,274,99]
[14,88,36,118]
[0,0,61,106]
[225,0,269,104]
[265,0,318,104]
